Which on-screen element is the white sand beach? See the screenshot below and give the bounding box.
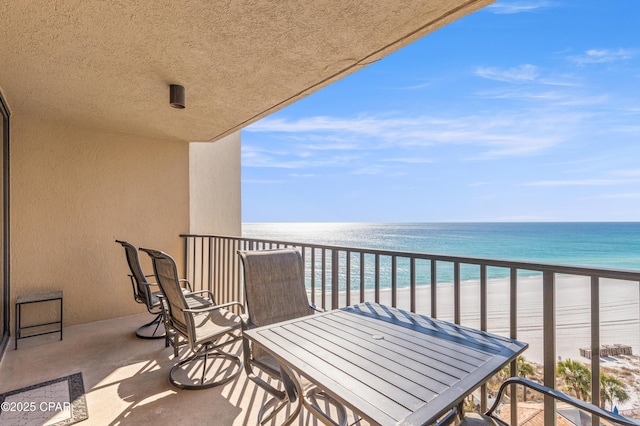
[320,275,640,365]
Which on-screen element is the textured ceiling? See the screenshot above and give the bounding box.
[0,0,493,142]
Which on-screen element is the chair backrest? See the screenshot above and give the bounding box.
[139,248,190,334]
[116,240,153,307]
[238,248,313,327]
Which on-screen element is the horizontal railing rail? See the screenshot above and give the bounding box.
[181,233,640,426]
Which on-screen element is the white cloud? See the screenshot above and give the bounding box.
[301,142,364,151]
[242,179,287,184]
[245,109,582,164]
[569,49,636,65]
[525,178,640,186]
[246,115,425,136]
[242,143,365,169]
[475,64,540,83]
[396,82,434,90]
[486,1,555,15]
[380,158,434,164]
[593,192,640,200]
[615,169,640,177]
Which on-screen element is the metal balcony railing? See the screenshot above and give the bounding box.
[181,233,640,426]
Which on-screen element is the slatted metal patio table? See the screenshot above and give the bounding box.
[244,302,528,426]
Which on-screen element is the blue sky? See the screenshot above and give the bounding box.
[241,1,640,223]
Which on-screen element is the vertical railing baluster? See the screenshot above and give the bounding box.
[431,260,437,318]
[480,264,487,412]
[301,246,307,283]
[208,237,213,294]
[221,237,226,302]
[410,257,416,313]
[183,236,190,284]
[321,248,327,310]
[234,239,241,306]
[360,252,365,303]
[216,237,222,298]
[375,254,380,304]
[591,276,601,426]
[391,256,397,308]
[225,238,231,303]
[454,262,460,325]
[332,249,339,309]
[346,251,351,306]
[191,237,197,290]
[543,271,557,426]
[480,265,487,331]
[510,267,518,426]
[311,248,316,305]
[198,237,204,290]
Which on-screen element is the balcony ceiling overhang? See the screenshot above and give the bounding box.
[0,0,493,142]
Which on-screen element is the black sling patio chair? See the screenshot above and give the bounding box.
[141,247,244,390]
[116,240,213,349]
[116,240,172,339]
[457,377,640,426]
[238,248,347,426]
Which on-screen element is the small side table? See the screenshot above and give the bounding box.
[15,291,63,349]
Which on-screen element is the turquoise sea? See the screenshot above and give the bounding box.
[243,222,640,285]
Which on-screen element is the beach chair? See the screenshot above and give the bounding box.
[141,247,244,389]
[238,248,347,426]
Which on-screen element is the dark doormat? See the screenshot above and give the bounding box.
[0,372,88,425]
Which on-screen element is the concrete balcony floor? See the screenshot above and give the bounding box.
[0,313,365,425]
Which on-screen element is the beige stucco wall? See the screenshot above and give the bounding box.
[11,116,190,326]
[189,132,242,236]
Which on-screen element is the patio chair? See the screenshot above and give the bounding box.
[238,248,347,426]
[458,377,640,426]
[140,247,244,390]
[116,240,170,339]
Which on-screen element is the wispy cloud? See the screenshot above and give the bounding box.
[568,48,636,65]
[486,1,555,14]
[615,169,640,177]
[396,82,433,91]
[350,164,409,177]
[475,64,539,83]
[592,192,640,200]
[525,178,640,186]
[246,115,423,136]
[242,179,287,184]
[245,110,580,164]
[241,145,363,169]
[380,157,434,164]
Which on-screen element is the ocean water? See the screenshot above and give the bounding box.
[242,222,640,286]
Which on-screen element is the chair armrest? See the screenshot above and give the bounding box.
[486,377,640,426]
[185,289,215,299]
[178,279,192,292]
[183,301,245,315]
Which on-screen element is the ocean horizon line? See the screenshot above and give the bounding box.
[244,220,640,224]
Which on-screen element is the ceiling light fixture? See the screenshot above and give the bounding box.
[169,84,185,109]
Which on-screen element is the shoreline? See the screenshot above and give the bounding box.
[315,275,640,365]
